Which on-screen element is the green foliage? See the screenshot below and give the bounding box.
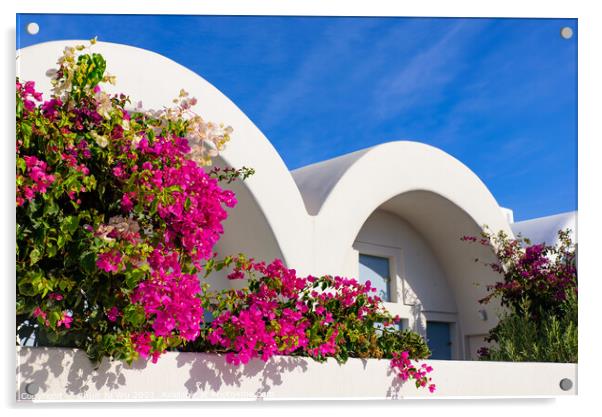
[480,291,577,363]
[467,229,578,363]
[208,166,255,184]
[17,57,131,359]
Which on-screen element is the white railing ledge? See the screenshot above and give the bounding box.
[16,347,577,401]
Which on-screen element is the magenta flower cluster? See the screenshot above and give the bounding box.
[124,156,237,264]
[16,80,43,112]
[89,114,237,359]
[390,351,436,392]
[16,155,56,207]
[462,230,577,318]
[33,306,72,329]
[16,82,58,206]
[208,259,317,364]
[131,249,204,348]
[203,258,435,391]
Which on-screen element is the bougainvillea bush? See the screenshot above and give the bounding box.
[16,41,434,392]
[462,229,577,362]
[17,41,239,362]
[195,257,435,390]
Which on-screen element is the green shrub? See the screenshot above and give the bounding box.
[463,229,577,363]
[479,291,577,363]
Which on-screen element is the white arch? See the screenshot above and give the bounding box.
[293,141,513,338]
[292,141,512,269]
[17,40,314,271]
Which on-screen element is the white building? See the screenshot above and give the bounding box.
[18,41,577,364]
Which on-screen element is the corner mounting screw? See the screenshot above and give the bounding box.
[25,382,39,395]
[559,378,573,391]
[26,22,40,35]
[560,27,573,40]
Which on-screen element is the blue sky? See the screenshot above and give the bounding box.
[17,15,577,221]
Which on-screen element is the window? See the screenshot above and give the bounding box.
[374,320,408,334]
[398,318,410,331]
[358,254,391,302]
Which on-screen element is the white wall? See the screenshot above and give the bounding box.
[204,164,287,291]
[16,347,577,400]
[353,209,456,313]
[351,209,460,347]
[466,334,493,361]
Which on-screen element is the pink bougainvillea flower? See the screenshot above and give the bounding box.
[32,307,46,320]
[57,311,73,328]
[106,306,120,322]
[131,332,152,359]
[96,250,123,273]
[48,293,64,301]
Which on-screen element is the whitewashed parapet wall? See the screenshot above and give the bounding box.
[17,348,577,400]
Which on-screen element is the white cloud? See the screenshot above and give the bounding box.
[370,20,484,121]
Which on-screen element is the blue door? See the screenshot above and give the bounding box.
[426,321,452,360]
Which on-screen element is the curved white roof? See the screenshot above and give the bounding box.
[511,211,577,245]
[292,147,370,215]
[292,141,511,234]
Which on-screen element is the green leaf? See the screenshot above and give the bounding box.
[43,202,60,217]
[46,244,57,258]
[21,122,32,148]
[29,248,41,265]
[57,234,66,249]
[90,53,107,87]
[16,157,26,173]
[203,259,215,276]
[80,252,97,274]
[124,305,146,327]
[18,279,35,297]
[49,311,61,327]
[125,268,145,289]
[60,215,80,235]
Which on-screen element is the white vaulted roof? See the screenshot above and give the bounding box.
[511,211,577,246]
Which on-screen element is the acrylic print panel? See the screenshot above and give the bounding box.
[16,14,577,401]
